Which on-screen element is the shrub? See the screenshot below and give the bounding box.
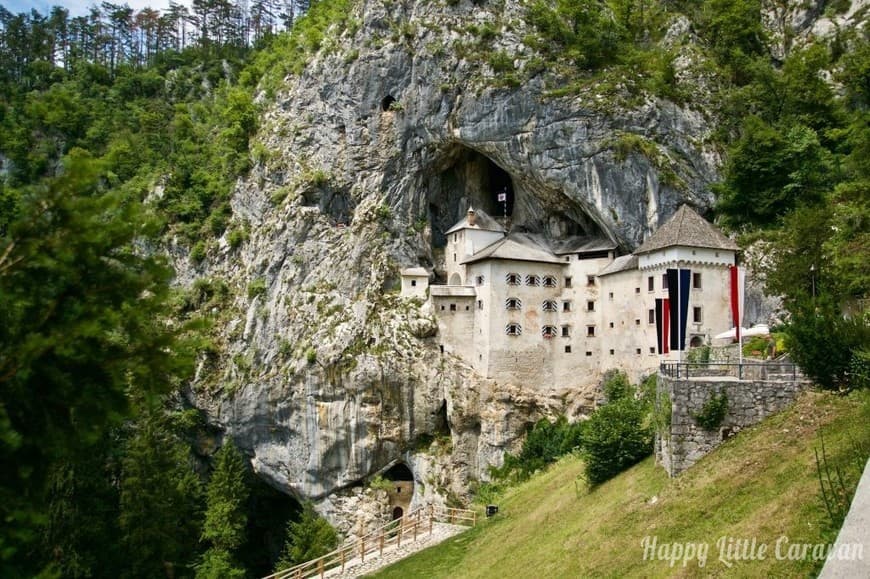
[275,503,339,570]
[602,370,632,402]
[582,397,653,486]
[692,390,729,430]
[191,240,207,263]
[491,416,584,482]
[247,278,267,299]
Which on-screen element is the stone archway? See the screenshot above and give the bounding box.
[448,272,462,286]
[392,506,404,520]
[382,462,414,519]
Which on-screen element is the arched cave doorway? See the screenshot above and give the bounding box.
[381,95,396,112]
[382,462,414,519]
[427,148,516,248]
[392,506,404,520]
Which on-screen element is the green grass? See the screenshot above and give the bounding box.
[370,390,870,578]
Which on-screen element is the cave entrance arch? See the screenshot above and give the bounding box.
[427,147,515,249]
[392,506,404,520]
[381,462,414,520]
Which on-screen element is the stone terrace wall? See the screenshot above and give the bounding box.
[656,373,807,476]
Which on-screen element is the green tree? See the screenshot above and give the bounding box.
[119,405,204,579]
[0,151,191,575]
[196,440,250,578]
[275,503,338,571]
[582,396,653,486]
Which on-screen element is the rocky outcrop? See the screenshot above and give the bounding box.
[177,0,746,525]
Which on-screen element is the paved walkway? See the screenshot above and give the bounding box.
[819,458,870,578]
[323,522,467,578]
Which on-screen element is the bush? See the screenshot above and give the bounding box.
[247,278,267,299]
[491,416,584,482]
[602,370,632,402]
[692,390,729,430]
[582,397,653,486]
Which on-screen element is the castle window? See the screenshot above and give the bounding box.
[561,325,571,337]
[650,347,656,354]
[587,325,596,337]
[586,351,593,356]
[450,304,456,311]
[565,276,573,288]
[542,325,557,338]
[635,318,641,326]
[505,323,522,336]
[505,297,522,311]
[506,273,521,285]
[542,300,558,312]
[648,309,655,324]
[608,292,614,300]
[636,348,642,355]
[693,306,703,323]
[465,305,470,311]
[609,349,615,355]
[563,301,572,312]
[662,274,669,289]
[647,276,654,292]
[542,275,557,288]
[693,272,702,289]
[476,275,485,286]
[478,300,483,310]
[565,345,572,353]
[525,274,541,286]
[587,275,595,286]
[587,300,595,312]
[453,253,457,262]
[635,287,640,294]
[411,280,417,287]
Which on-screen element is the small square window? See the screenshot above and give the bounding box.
[565,276,573,288]
[609,322,614,328]
[565,345,572,353]
[693,272,702,289]
[635,287,640,294]
[465,305,470,311]
[608,292,614,300]
[635,319,641,325]
[587,300,595,312]
[587,275,595,286]
[649,347,656,354]
[586,351,593,357]
[411,280,417,287]
[450,304,456,311]
[648,309,655,324]
[636,348,642,355]
[587,326,596,337]
[563,301,572,312]
[561,326,571,337]
[693,306,703,323]
[440,305,445,311]
[609,349,615,355]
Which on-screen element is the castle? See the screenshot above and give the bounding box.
[402,205,740,390]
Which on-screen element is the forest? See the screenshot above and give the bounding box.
[0,0,868,577]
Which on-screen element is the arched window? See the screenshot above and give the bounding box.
[525,274,541,286]
[505,323,522,336]
[505,297,522,310]
[542,325,557,339]
[506,273,521,285]
[542,300,558,312]
[475,275,485,286]
[542,275,557,288]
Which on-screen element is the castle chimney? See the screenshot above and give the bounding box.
[467,207,476,226]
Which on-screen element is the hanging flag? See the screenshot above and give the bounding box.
[729,265,745,341]
[666,268,691,351]
[655,298,670,354]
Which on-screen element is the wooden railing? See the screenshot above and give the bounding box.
[263,505,477,579]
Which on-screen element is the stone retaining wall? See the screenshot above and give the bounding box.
[656,372,807,476]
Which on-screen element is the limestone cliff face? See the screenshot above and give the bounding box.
[176,0,780,521]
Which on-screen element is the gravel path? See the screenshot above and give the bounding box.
[321,522,468,579]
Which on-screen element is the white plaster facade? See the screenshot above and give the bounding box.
[400,206,740,392]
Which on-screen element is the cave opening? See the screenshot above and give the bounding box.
[433,399,451,437]
[381,95,396,111]
[426,148,516,249]
[241,477,302,576]
[383,462,414,481]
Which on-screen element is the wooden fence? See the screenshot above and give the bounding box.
[263,505,477,579]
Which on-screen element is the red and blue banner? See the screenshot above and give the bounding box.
[666,268,691,351]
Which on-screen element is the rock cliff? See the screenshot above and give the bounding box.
[174,0,835,527]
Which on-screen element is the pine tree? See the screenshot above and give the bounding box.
[196,440,250,579]
[275,503,338,571]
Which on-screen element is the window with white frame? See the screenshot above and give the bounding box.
[542,275,557,288]
[542,325,557,338]
[506,273,521,285]
[525,274,541,286]
[542,300,558,312]
[505,297,522,311]
[505,323,522,336]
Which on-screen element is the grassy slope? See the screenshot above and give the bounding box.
[372,391,870,578]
